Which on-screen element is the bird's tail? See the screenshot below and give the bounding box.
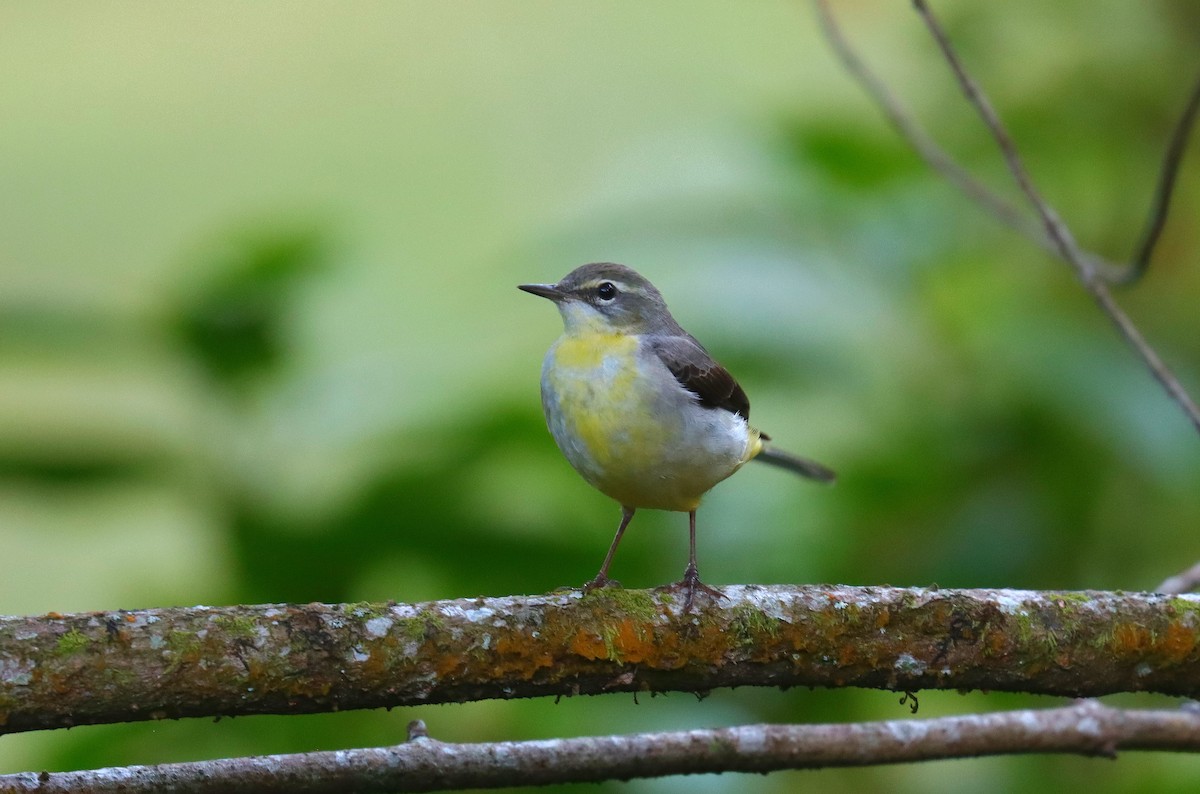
[754,446,837,483]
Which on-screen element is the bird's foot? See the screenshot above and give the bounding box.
[660,564,725,612]
[582,573,622,593]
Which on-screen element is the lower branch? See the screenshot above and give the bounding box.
[4,701,1199,793]
[1158,561,1200,595]
[3,586,1200,735]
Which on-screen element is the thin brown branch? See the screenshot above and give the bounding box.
[910,0,1200,435]
[1122,70,1200,285]
[3,586,1200,736]
[813,1,1041,240]
[812,0,1123,280]
[1158,560,1200,594]
[816,0,1200,291]
[4,701,1200,793]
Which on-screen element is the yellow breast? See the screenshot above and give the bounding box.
[540,331,752,512]
[551,331,637,371]
[544,332,646,469]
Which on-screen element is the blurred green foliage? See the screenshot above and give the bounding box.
[2,2,1199,792]
[173,229,326,390]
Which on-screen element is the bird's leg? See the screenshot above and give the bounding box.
[583,506,635,591]
[663,510,725,611]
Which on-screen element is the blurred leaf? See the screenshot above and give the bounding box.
[778,119,923,191]
[0,446,162,486]
[171,226,326,391]
[221,405,600,605]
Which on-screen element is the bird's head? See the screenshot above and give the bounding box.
[519,263,677,336]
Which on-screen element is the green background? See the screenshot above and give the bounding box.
[2,2,1199,791]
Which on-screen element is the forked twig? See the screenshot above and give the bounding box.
[816,0,1200,291]
[813,0,1125,280]
[1122,71,1200,284]
[813,0,1038,240]
[906,0,1200,434]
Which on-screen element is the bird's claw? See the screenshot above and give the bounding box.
[582,573,622,593]
[660,564,725,612]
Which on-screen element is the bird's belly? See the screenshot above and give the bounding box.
[541,337,750,511]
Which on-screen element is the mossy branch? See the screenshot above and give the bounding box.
[2,585,1199,736]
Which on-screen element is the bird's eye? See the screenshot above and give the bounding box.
[596,282,617,301]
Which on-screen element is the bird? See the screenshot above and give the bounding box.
[519,262,834,609]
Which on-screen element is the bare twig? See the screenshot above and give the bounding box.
[814,1,1043,241]
[812,0,1124,280]
[813,0,1034,236]
[816,0,1200,292]
[4,700,1200,793]
[1157,560,1200,594]
[1122,71,1200,284]
[909,0,1200,434]
[3,586,1200,736]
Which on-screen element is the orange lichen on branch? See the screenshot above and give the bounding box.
[568,628,609,661]
[1112,623,1154,654]
[2,586,1199,736]
[607,620,655,663]
[1159,621,1196,663]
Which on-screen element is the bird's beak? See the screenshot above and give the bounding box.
[518,282,565,301]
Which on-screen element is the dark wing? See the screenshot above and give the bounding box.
[648,334,751,421]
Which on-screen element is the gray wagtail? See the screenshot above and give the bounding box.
[520,262,834,608]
